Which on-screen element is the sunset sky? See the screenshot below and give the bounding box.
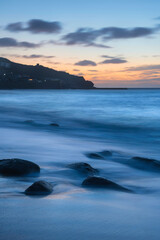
[0,0,160,87]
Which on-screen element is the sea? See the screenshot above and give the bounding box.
[0,89,160,240]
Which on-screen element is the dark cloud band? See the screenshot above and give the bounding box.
[4,19,160,49]
[62,25,159,48]
[6,19,62,34]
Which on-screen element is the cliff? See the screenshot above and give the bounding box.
[0,57,94,89]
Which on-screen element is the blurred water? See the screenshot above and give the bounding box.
[0,89,160,240]
[0,89,160,157]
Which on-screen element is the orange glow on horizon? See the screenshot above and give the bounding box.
[4,55,160,88]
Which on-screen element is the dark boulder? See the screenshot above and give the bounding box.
[25,180,53,195]
[0,158,40,176]
[82,177,130,192]
[68,162,98,175]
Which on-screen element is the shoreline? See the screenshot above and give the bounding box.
[1,88,160,90]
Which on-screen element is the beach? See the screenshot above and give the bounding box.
[0,89,160,240]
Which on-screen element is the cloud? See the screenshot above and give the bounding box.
[88,70,98,72]
[101,27,157,40]
[85,43,111,48]
[135,77,160,83]
[74,56,127,67]
[0,37,41,48]
[61,25,159,48]
[22,54,54,59]
[5,20,159,49]
[46,61,60,65]
[101,55,114,58]
[2,54,55,59]
[75,60,97,66]
[139,71,159,76]
[61,28,111,48]
[93,77,160,88]
[100,58,127,64]
[152,55,160,58]
[126,65,160,71]
[49,39,111,49]
[100,55,127,64]
[6,19,62,34]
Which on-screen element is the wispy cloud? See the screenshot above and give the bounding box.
[88,70,98,72]
[0,37,42,48]
[22,54,54,59]
[101,55,114,59]
[2,54,55,59]
[126,65,160,71]
[100,55,128,64]
[93,77,160,88]
[152,55,160,58]
[75,60,97,66]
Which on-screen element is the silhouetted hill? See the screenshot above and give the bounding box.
[0,57,94,89]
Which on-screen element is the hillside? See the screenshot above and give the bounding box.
[0,57,94,89]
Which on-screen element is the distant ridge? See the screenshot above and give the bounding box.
[0,57,94,89]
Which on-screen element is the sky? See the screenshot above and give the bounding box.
[0,0,160,87]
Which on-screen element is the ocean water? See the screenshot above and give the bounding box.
[0,89,160,240]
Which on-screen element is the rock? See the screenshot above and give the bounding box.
[86,150,112,160]
[68,162,98,175]
[132,156,158,163]
[0,158,40,176]
[131,156,160,171]
[50,123,59,127]
[82,177,130,192]
[25,180,53,195]
[86,153,104,160]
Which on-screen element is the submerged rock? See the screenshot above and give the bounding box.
[0,158,40,176]
[86,150,112,160]
[86,153,104,160]
[82,177,130,192]
[68,162,98,175]
[25,180,53,195]
[132,156,158,163]
[131,156,160,171]
[50,123,59,127]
